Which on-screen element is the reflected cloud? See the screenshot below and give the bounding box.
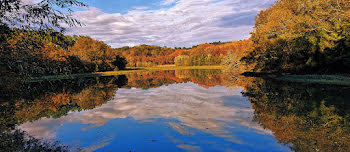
[82,136,114,152]
[18,82,271,143]
[177,144,201,151]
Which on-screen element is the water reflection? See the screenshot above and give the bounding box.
[19,83,267,140]
[243,78,350,152]
[124,70,225,89]
[0,75,127,151]
[1,69,349,151]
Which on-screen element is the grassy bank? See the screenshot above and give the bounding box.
[28,65,224,82]
[277,75,350,86]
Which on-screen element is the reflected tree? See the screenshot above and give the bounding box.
[0,75,128,151]
[243,78,350,151]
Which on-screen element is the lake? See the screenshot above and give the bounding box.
[1,69,349,152]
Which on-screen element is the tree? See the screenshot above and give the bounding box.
[0,0,86,31]
[0,0,88,78]
[113,55,127,70]
[243,0,350,73]
[174,55,191,66]
[69,37,117,72]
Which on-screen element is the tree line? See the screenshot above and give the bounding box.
[0,27,127,78]
[114,40,251,67]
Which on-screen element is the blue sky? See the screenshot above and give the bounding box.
[66,0,275,48]
[83,0,172,14]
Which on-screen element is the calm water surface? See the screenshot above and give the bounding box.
[1,70,350,152]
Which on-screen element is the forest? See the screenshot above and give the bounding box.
[0,28,127,78]
[114,40,251,67]
[1,0,349,83]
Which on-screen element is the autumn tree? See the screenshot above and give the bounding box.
[243,0,350,73]
[114,45,176,67]
[69,37,119,72]
[174,55,191,66]
[221,39,253,73]
[0,0,87,78]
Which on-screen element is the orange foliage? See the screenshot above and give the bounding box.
[115,40,252,67]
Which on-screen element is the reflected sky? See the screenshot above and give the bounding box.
[18,82,290,152]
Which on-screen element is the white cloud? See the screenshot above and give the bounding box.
[21,0,39,5]
[68,0,274,48]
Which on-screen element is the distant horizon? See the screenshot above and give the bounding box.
[64,0,275,48]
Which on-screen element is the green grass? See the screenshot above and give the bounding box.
[28,65,224,82]
[277,74,350,86]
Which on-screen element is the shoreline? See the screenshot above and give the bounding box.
[27,65,225,82]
